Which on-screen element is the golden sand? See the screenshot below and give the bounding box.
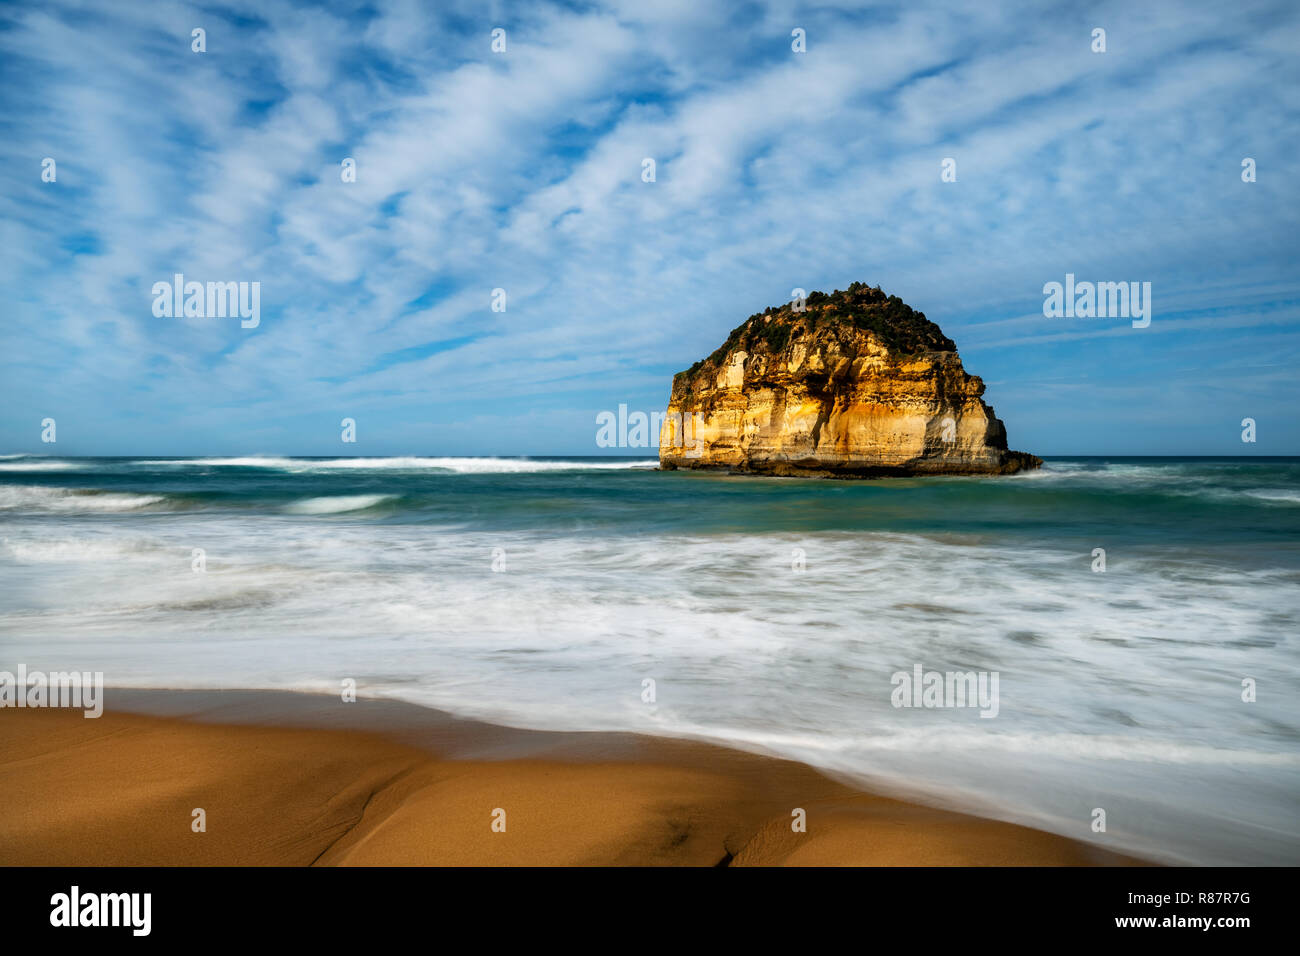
[0,691,1143,866]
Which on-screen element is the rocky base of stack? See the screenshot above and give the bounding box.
[659,450,1043,478]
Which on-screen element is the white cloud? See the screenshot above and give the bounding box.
[1,0,1297,454]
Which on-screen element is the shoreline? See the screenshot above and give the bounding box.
[0,688,1148,866]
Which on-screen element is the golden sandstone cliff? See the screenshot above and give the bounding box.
[659,283,1041,477]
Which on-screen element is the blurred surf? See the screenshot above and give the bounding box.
[1,454,1297,864]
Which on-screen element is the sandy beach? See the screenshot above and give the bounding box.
[0,689,1143,866]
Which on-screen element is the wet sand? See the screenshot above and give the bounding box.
[0,689,1147,866]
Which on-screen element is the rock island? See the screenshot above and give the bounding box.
[659,283,1041,477]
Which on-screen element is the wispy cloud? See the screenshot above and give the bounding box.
[1,0,1297,455]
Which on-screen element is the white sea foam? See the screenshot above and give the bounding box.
[0,486,168,513]
[1,535,160,562]
[697,727,1300,766]
[0,460,76,471]
[1244,489,1300,505]
[1014,462,1204,483]
[136,456,656,473]
[283,494,396,514]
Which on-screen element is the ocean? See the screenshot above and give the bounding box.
[1,454,1297,865]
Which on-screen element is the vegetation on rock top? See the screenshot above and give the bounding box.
[673,282,958,385]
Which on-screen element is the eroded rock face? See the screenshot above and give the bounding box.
[659,283,1041,477]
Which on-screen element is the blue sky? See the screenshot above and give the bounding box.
[1,0,1297,456]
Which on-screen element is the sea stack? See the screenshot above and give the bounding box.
[659,283,1041,477]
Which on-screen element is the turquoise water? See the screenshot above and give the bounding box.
[2,454,1298,864]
